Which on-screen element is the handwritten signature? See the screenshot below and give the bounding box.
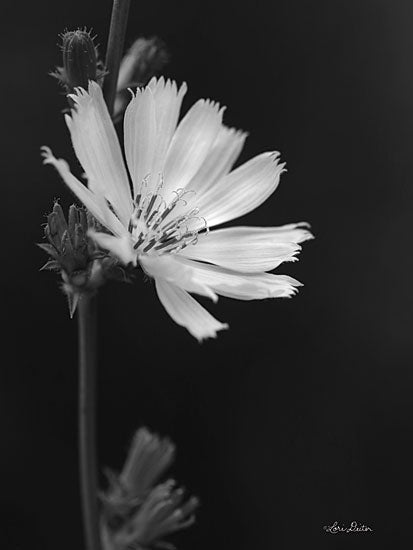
[323,521,373,534]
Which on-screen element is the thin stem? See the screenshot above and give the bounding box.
[78,294,100,550]
[103,0,131,116]
[77,4,130,548]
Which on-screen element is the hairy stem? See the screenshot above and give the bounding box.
[103,0,131,116]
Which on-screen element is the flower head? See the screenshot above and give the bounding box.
[42,78,312,340]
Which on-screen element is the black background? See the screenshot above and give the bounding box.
[2,1,413,548]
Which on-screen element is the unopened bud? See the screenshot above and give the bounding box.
[38,202,127,317]
[114,37,168,120]
[62,29,97,89]
[51,29,105,97]
[118,37,168,90]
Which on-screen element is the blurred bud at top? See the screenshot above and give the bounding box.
[117,37,168,90]
[51,29,105,95]
[114,37,169,120]
[38,201,126,317]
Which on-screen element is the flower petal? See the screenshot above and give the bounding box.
[196,152,285,228]
[179,225,311,272]
[147,77,187,179]
[140,255,217,301]
[66,82,132,225]
[88,231,136,266]
[186,126,247,198]
[124,79,188,196]
[174,257,302,300]
[41,147,125,237]
[124,86,157,196]
[251,222,314,244]
[162,126,247,223]
[162,99,224,201]
[155,279,228,341]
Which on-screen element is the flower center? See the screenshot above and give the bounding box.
[128,177,208,256]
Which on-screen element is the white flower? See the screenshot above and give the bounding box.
[42,78,312,341]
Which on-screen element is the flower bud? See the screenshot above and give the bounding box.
[38,202,127,317]
[62,29,98,90]
[101,428,198,550]
[120,428,175,500]
[51,29,105,96]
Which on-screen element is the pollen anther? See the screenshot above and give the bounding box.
[129,177,208,257]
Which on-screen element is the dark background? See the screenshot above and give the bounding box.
[2,0,413,548]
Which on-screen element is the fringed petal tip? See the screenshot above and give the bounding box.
[195,98,225,119]
[127,77,188,106]
[267,151,286,175]
[155,279,228,342]
[261,151,282,165]
[147,75,188,95]
[41,146,72,174]
[299,223,315,242]
[270,221,315,245]
[225,126,249,143]
[289,223,314,244]
[196,323,229,344]
[40,145,55,164]
[300,230,315,242]
[277,275,304,298]
[67,79,102,103]
[288,226,314,244]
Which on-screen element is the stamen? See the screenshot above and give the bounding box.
[144,193,158,219]
[128,178,209,257]
[139,174,151,194]
[142,238,158,253]
[147,201,165,227]
[133,233,145,250]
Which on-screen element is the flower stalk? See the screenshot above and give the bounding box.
[78,293,100,550]
[103,0,131,116]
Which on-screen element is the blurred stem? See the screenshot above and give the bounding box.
[78,294,100,550]
[103,0,131,116]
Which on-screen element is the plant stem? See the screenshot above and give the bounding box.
[77,4,131,549]
[103,0,131,116]
[78,294,100,550]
